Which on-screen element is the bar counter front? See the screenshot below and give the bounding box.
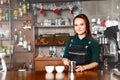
[0,68,120,80]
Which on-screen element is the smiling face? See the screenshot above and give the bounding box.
[73,14,92,38]
[74,18,87,38]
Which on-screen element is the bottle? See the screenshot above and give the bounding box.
[0,8,3,21]
[52,46,56,57]
[22,0,27,15]
[0,0,3,5]
[27,41,32,52]
[13,28,18,44]
[13,5,18,19]
[1,56,7,72]
[7,0,10,4]
[49,46,53,57]
[5,10,9,21]
[18,30,23,46]
[23,63,28,71]
[60,48,64,57]
[28,21,32,29]
[96,18,101,25]
[3,0,7,4]
[26,0,30,12]
[23,35,27,49]
[18,2,23,17]
[28,60,33,72]
[106,16,110,27]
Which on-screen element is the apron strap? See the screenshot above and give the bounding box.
[69,36,91,49]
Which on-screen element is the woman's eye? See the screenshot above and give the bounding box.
[80,23,84,26]
[74,24,84,27]
[74,24,78,27]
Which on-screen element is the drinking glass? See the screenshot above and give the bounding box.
[104,58,108,69]
[69,61,76,72]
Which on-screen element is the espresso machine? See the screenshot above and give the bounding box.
[111,30,120,76]
[103,26,119,65]
[104,25,120,75]
[115,31,120,70]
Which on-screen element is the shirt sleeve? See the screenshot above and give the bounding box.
[63,37,72,58]
[91,40,100,63]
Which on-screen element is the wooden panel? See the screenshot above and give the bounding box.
[34,57,65,71]
[14,45,35,53]
[11,0,35,66]
[12,53,34,63]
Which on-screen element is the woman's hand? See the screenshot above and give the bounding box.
[75,62,98,72]
[62,58,70,66]
[75,65,86,72]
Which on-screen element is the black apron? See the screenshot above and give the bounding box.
[68,37,91,66]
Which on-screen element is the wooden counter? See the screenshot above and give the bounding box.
[34,57,65,71]
[1,69,120,80]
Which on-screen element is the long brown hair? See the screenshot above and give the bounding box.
[73,14,92,37]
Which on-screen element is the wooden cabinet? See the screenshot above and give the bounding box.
[34,57,65,71]
[0,1,11,47]
[35,26,73,46]
[10,0,35,66]
[34,25,73,56]
[0,0,12,67]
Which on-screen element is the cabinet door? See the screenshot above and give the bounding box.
[0,1,11,47]
[34,57,64,71]
[0,0,12,63]
[11,0,35,65]
[12,52,34,63]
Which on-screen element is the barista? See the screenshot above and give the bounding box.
[62,14,100,72]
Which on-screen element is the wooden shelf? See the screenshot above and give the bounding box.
[0,38,10,40]
[0,21,9,24]
[35,41,66,46]
[0,5,10,8]
[35,25,73,28]
[35,57,62,61]
[12,13,32,21]
[13,45,34,53]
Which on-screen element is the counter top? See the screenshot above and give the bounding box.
[35,57,62,60]
[0,69,120,80]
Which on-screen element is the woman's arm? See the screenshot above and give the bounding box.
[75,62,99,72]
[62,58,70,66]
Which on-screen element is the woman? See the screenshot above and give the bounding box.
[62,14,100,72]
